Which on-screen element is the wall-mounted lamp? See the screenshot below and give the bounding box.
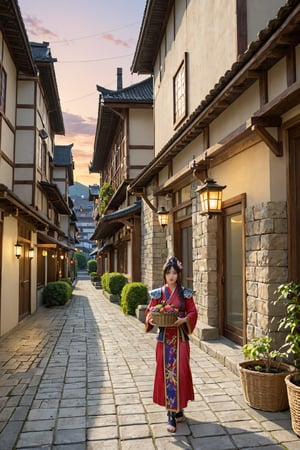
[196,178,226,218]
[157,206,169,228]
[191,155,226,218]
[28,247,35,259]
[60,254,64,260]
[42,249,48,257]
[39,128,48,140]
[128,188,170,228]
[14,242,22,259]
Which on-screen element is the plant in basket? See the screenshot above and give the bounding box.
[239,335,295,412]
[150,301,179,327]
[274,282,300,436]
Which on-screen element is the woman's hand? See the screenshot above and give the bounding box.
[174,317,187,327]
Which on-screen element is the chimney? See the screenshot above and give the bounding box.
[117,67,123,90]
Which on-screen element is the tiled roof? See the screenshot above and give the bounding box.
[30,41,57,63]
[97,77,153,103]
[90,77,153,173]
[54,144,73,166]
[0,0,35,75]
[91,201,141,240]
[30,42,65,135]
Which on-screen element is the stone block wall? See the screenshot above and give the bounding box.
[141,196,168,291]
[245,201,288,344]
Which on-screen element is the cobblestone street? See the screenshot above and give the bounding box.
[0,277,299,449]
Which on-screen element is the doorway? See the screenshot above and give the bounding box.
[221,199,245,345]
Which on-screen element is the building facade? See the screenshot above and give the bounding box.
[129,0,300,347]
[90,70,154,282]
[0,1,75,335]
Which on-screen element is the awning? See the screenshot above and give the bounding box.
[91,200,141,240]
[37,231,72,251]
[39,181,71,215]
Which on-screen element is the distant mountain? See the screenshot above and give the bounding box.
[69,182,89,200]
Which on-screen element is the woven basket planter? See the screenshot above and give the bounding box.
[285,373,300,436]
[149,311,177,327]
[239,360,296,412]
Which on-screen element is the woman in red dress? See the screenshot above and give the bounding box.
[145,256,198,433]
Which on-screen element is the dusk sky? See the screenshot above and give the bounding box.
[18,0,147,187]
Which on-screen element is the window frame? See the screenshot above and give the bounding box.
[0,68,7,112]
[173,53,187,127]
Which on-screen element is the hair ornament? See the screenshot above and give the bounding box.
[165,256,183,271]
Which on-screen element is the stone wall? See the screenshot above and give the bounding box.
[192,186,219,340]
[141,195,168,291]
[245,201,288,345]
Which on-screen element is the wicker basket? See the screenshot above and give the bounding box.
[150,311,177,327]
[285,373,300,437]
[239,360,296,412]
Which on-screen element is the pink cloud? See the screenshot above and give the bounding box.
[63,112,96,136]
[23,15,58,40]
[102,33,130,48]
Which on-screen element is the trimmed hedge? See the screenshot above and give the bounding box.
[101,272,109,292]
[87,259,97,273]
[101,272,128,295]
[121,282,148,315]
[43,281,72,307]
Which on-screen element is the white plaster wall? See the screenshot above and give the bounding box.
[1,120,14,162]
[17,80,35,105]
[154,0,238,153]
[14,185,32,204]
[129,109,154,145]
[211,141,286,206]
[15,131,35,163]
[210,83,260,145]
[16,108,35,127]
[1,217,19,336]
[268,58,287,102]
[0,159,13,189]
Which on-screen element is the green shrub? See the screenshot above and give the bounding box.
[101,272,109,292]
[87,259,97,273]
[43,281,71,307]
[60,277,72,286]
[121,282,148,315]
[108,272,128,295]
[90,271,97,281]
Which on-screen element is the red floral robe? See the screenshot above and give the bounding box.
[145,284,198,412]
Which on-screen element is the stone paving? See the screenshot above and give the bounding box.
[0,276,299,449]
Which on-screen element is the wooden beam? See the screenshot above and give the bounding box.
[252,125,283,156]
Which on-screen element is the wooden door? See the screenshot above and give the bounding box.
[288,126,300,283]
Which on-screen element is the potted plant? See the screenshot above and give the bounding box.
[274,282,300,436]
[239,335,295,412]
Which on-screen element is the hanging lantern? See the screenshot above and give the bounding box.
[157,206,169,228]
[14,242,22,259]
[196,178,226,218]
[28,247,35,259]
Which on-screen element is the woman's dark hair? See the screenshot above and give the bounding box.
[163,256,183,283]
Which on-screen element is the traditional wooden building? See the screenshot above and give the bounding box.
[129,0,300,347]
[90,70,153,281]
[0,1,75,334]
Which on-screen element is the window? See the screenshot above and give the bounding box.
[0,69,7,111]
[173,55,187,125]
